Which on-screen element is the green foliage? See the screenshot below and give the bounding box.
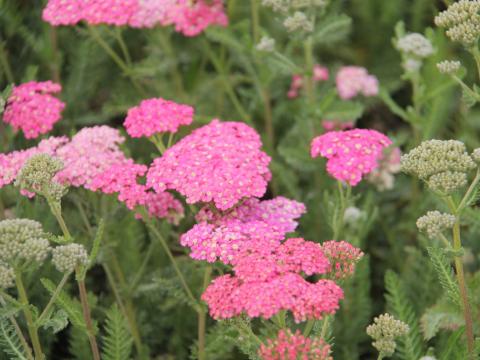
[101,305,133,360]
[0,320,29,360]
[426,247,461,307]
[385,270,424,360]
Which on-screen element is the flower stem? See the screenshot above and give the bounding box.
[303,319,315,336]
[250,0,260,44]
[198,265,212,360]
[447,197,475,357]
[77,277,101,360]
[15,272,44,360]
[47,199,72,240]
[36,272,71,325]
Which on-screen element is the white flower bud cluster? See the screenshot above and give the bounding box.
[52,243,88,273]
[397,33,434,58]
[401,140,476,194]
[435,0,480,46]
[471,148,480,163]
[283,11,313,33]
[366,313,409,357]
[437,60,461,74]
[416,211,456,239]
[0,263,15,289]
[262,0,290,13]
[0,219,50,266]
[256,36,276,52]
[15,154,67,202]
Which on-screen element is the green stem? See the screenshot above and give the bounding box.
[320,316,330,339]
[36,272,71,325]
[333,181,348,240]
[447,198,475,357]
[47,199,72,240]
[77,277,101,360]
[49,27,61,83]
[458,168,480,211]
[144,216,199,311]
[127,240,156,294]
[303,36,315,102]
[114,28,132,66]
[0,295,33,360]
[158,31,186,99]
[250,0,260,44]
[198,266,212,360]
[469,46,480,81]
[303,319,315,336]
[15,272,44,360]
[0,41,14,83]
[0,194,5,220]
[149,134,166,154]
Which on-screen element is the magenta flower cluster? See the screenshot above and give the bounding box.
[147,120,271,210]
[42,0,228,36]
[3,81,65,139]
[259,329,332,360]
[124,97,194,138]
[287,64,329,99]
[311,129,392,186]
[335,66,379,100]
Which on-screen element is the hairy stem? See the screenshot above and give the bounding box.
[15,272,44,360]
[77,278,101,360]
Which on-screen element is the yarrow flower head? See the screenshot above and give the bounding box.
[0,263,15,289]
[437,60,461,74]
[336,66,379,100]
[15,154,67,201]
[0,219,50,267]
[367,313,410,358]
[124,97,194,138]
[321,240,364,278]
[311,129,392,186]
[258,329,332,360]
[52,243,89,273]
[401,140,476,194]
[181,197,305,263]
[2,81,65,139]
[396,33,434,58]
[435,0,480,46]
[416,211,456,240]
[283,11,313,33]
[256,36,276,52]
[147,120,271,210]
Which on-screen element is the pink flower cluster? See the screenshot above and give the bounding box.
[124,98,194,138]
[259,330,332,360]
[3,81,65,139]
[288,65,329,99]
[43,0,228,36]
[335,66,379,100]
[147,120,271,210]
[55,126,126,188]
[89,160,184,223]
[0,137,68,189]
[311,129,392,186]
[201,235,362,322]
[321,240,364,279]
[181,197,306,263]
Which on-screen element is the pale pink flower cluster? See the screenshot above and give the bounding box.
[0,137,68,189]
[147,120,271,210]
[288,65,329,99]
[89,160,184,223]
[321,240,364,279]
[3,81,65,139]
[55,126,126,188]
[201,237,358,322]
[124,98,194,138]
[43,0,228,36]
[311,129,392,186]
[366,147,402,191]
[335,66,379,100]
[180,197,305,263]
[259,330,332,360]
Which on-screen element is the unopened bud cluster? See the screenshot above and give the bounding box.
[366,313,409,357]
[397,33,434,58]
[52,243,88,273]
[0,219,50,266]
[437,60,461,74]
[471,148,480,163]
[0,262,15,289]
[416,211,456,239]
[283,11,313,33]
[435,0,480,46]
[401,140,476,194]
[256,36,276,52]
[15,154,67,202]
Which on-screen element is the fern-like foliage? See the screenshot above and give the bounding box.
[426,247,461,307]
[0,319,29,360]
[101,305,133,360]
[385,270,424,360]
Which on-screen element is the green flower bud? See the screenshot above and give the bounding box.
[283,12,313,33]
[367,313,409,358]
[435,0,480,46]
[427,171,468,194]
[0,219,50,266]
[0,263,15,289]
[437,60,461,74]
[15,154,68,202]
[52,243,88,273]
[416,211,456,239]
[471,148,480,163]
